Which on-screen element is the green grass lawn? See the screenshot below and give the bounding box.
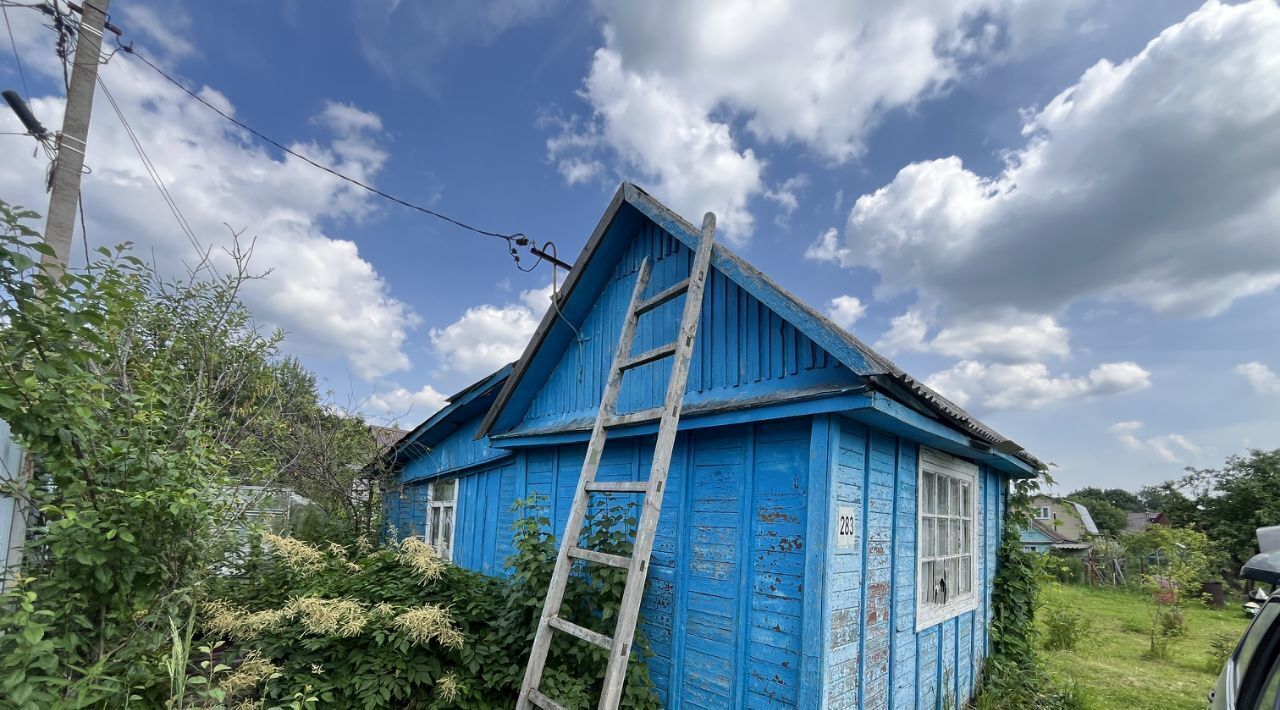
[1041,584,1250,710]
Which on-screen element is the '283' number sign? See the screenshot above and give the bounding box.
[836,506,857,547]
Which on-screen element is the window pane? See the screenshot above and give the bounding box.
[964,555,973,594]
[937,475,949,516]
[441,505,454,552]
[947,558,959,601]
[923,471,936,515]
[961,481,971,518]
[963,520,972,554]
[429,507,440,544]
[434,479,456,502]
[921,561,932,604]
[923,518,934,560]
[947,519,958,555]
[950,479,961,519]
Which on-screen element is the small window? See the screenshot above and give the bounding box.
[917,447,979,630]
[1036,506,1051,520]
[427,479,456,561]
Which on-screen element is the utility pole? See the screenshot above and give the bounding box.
[42,0,109,279]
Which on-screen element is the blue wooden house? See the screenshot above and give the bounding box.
[383,183,1043,708]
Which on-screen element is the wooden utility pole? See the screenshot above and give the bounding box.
[42,0,109,278]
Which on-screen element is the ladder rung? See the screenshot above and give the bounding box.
[567,546,631,569]
[618,343,677,372]
[634,278,690,316]
[547,616,613,650]
[585,480,650,493]
[605,407,663,428]
[526,689,566,710]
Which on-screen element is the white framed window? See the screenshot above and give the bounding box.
[917,446,979,631]
[426,479,456,561]
[1036,506,1051,520]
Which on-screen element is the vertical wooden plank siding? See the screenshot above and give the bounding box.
[891,442,918,709]
[800,416,832,704]
[825,417,1003,709]
[680,426,745,707]
[514,221,857,434]
[861,431,895,707]
[825,421,866,707]
[386,410,1011,708]
[746,420,809,707]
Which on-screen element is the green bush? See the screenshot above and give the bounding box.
[197,494,660,709]
[1043,604,1091,651]
[1206,632,1237,674]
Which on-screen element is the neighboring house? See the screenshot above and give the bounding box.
[1021,496,1099,554]
[381,184,1045,709]
[1124,510,1167,534]
[1021,520,1093,555]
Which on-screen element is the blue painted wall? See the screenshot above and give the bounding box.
[507,221,859,436]
[820,415,1003,709]
[387,411,1009,708]
[383,201,1016,708]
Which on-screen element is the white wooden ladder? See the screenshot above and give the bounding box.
[516,213,717,710]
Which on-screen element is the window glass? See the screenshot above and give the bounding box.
[427,479,458,560]
[434,479,456,502]
[1238,601,1280,692]
[917,447,979,628]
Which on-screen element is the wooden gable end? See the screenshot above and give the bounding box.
[498,219,860,438]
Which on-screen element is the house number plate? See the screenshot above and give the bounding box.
[836,506,857,547]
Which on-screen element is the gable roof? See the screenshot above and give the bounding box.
[1029,519,1092,549]
[379,364,512,469]
[475,183,1043,471]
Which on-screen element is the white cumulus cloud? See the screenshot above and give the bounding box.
[877,309,1069,362]
[365,384,450,424]
[429,286,553,379]
[1235,362,1280,395]
[925,360,1150,411]
[552,0,1091,244]
[824,295,867,331]
[0,18,419,380]
[823,0,1280,323]
[1110,421,1200,464]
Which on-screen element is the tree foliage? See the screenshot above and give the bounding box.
[1183,449,1280,573]
[0,200,390,706]
[1068,486,1143,512]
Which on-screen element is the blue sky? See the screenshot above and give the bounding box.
[2,0,1278,492]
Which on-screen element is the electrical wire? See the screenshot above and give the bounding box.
[113,41,531,248]
[96,74,206,260]
[2,0,30,101]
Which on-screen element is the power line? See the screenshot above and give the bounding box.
[2,1,30,101]
[114,41,532,248]
[96,73,206,259]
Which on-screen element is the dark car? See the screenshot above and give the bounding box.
[1209,551,1280,709]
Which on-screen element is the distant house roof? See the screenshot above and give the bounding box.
[1028,519,1092,550]
[1124,511,1162,533]
[370,425,407,450]
[1067,501,1100,536]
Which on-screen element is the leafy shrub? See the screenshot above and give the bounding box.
[1042,604,1092,651]
[1205,632,1237,674]
[197,494,660,708]
[976,479,1088,710]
